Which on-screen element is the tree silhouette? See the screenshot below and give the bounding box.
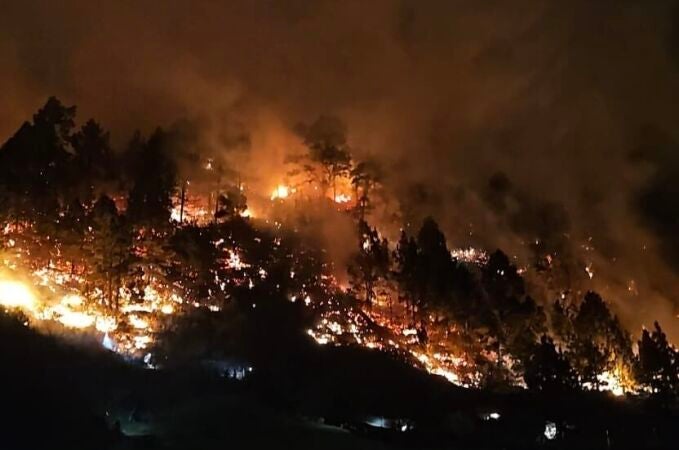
[524,335,578,392]
[126,129,177,227]
[86,195,131,309]
[636,322,678,397]
[394,230,419,322]
[70,119,114,203]
[348,220,390,307]
[551,298,574,345]
[571,291,634,389]
[478,250,544,376]
[350,160,382,221]
[296,115,352,201]
[482,250,525,302]
[215,189,248,221]
[170,225,221,303]
[55,199,88,277]
[415,217,455,315]
[0,97,75,220]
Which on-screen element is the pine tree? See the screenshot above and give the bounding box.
[70,119,114,203]
[524,335,578,392]
[348,220,390,307]
[87,195,131,310]
[126,129,177,228]
[394,230,419,322]
[350,160,381,221]
[296,115,352,201]
[571,292,634,389]
[636,322,678,396]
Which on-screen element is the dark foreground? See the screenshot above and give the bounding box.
[1,311,678,450]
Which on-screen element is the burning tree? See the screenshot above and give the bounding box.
[70,119,115,203]
[348,220,390,307]
[570,292,634,390]
[393,230,419,321]
[3,96,679,400]
[350,159,382,221]
[215,189,248,220]
[295,115,352,202]
[87,195,131,310]
[524,334,578,392]
[480,251,545,377]
[636,322,679,397]
[125,129,178,227]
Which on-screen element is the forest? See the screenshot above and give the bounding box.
[1,96,678,395]
[1,97,679,449]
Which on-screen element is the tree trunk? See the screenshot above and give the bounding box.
[497,340,503,370]
[114,258,121,311]
[353,184,359,216]
[332,176,337,202]
[365,279,372,309]
[179,180,187,223]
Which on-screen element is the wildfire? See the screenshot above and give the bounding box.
[225,250,249,270]
[171,195,210,224]
[594,371,626,397]
[129,315,149,330]
[334,193,351,204]
[46,305,95,329]
[0,183,646,395]
[0,245,190,358]
[271,185,291,200]
[451,247,489,265]
[0,280,36,311]
[95,316,117,333]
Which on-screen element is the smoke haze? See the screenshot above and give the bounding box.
[2,0,679,338]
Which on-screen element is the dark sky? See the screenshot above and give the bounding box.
[2,0,679,337]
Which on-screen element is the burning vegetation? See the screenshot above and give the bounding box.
[1,97,679,402]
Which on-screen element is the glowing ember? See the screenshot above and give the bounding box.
[170,207,182,222]
[133,335,153,349]
[271,185,290,200]
[226,251,249,270]
[585,263,594,279]
[49,305,95,328]
[334,193,351,203]
[240,208,253,218]
[582,366,634,396]
[0,280,36,311]
[61,294,84,307]
[451,247,489,265]
[129,315,149,330]
[96,316,117,333]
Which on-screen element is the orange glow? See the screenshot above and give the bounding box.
[271,185,291,200]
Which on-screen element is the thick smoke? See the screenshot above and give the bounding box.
[2,0,679,338]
